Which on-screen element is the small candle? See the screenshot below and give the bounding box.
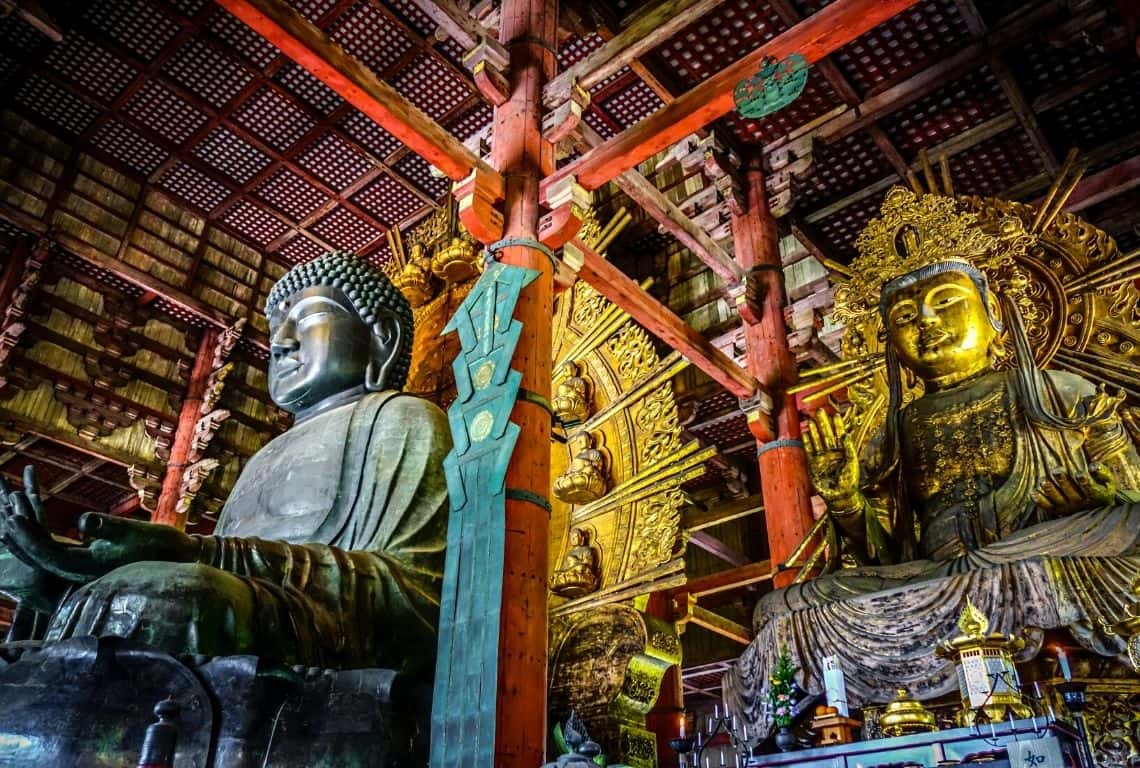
[1057,647,1072,681]
[680,716,686,739]
[719,747,726,767]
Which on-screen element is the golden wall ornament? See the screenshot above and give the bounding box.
[552,361,591,427]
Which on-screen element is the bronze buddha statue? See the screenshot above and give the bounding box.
[726,188,1140,735]
[0,251,451,672]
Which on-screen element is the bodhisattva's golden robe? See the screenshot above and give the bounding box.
[727,368,1140,733]
[44,392,451,671]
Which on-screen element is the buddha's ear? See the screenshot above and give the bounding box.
[365,310,402,392]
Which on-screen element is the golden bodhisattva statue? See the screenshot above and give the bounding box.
[726,186,1140,736]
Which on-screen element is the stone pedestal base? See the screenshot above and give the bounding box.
[0,637,427,767]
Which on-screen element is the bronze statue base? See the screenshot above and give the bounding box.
[0,637,428,767]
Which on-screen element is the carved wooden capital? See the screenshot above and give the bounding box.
[454,165,505,244]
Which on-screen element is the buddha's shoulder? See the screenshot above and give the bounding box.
[368,391,451,439]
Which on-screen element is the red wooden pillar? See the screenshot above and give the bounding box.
[151,328,218,529]
[490,0,557,763]
[0,239,29,311]
[731,157,814,589]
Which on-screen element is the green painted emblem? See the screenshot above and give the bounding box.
[431,260,540,768]
[733,53,809,120]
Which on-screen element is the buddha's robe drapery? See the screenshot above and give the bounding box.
[44,392,451,670]
[725,371,1140,739]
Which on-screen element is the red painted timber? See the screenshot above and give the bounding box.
[151,329,218,529]
[216,0,495,183]
[540,0,922,199]
[733,160,814,589]
[491,0,557,764]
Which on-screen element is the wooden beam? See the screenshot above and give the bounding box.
[542,0,923,197]
[675,560,773,599]
[544,0,726,108]
[614,168,743,285]
[682,493,763,532]
[215,0,497,183]
[564,236,760,398]
[689,530,748,566]
[1046,154,1140,213]
[685,604,751,644]
[0,202,240,332]
[406,0,495,50]
[952,0,1057,173]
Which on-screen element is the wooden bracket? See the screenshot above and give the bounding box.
[542,81,590,145]
[465,38,511,106]
[727,280,764,327]
[454,165,505,244]
[538,175,591,251]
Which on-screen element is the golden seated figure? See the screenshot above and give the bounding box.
[550,527,600,598]
[552,362,590,427]
[554,439,608,504]
[392,243,434,308]
[726,186,1140,737]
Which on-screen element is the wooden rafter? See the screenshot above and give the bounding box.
[671,560,773,600]
[405,0,496,51]
[541,0,923,199]
[216,0,497,184]
[682,494,763,532]
[951,0,1059,174]
[689,530,748,566]
[544,0,727,108]
[1046,153,1140,213]
[563,236,759,399]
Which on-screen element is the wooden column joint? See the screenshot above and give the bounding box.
[453,164,506,244]
[464,38,511,106]
[537,175,590,252]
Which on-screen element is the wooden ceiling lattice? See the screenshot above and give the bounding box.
[825,0,972,95]
[1039,69,1140,162]
[653,0,787,87]
[879,66,1007,155]
[949,128,1045,199]
[792,131,892,213]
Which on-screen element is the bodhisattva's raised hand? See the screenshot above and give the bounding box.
[803,409,862,512]
[1,466,199,585]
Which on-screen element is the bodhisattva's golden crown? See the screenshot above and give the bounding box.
[832,187,1036,325]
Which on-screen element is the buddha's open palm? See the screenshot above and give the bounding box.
[0,467,198,583]
[804,410,861,509]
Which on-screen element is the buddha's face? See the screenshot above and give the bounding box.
[268,284,372,414]
[884,270,997,385]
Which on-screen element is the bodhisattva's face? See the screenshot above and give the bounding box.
[884,270,998,387]
[268,284,371,414]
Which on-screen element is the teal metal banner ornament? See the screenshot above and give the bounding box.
[733,53,809,120]
[430,260,540,768]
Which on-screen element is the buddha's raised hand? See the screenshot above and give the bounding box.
[0,467,198,583]
[803,409,862,512]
